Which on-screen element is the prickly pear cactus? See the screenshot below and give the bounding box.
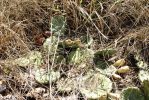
[81,48,94,63]
[137,61,148,69]
[43,36,58,54]
[55,55,66,64]
[67,48,82,64]
[120,87,145,100]
[51,15,66,36]
[58,38,83,49]
[97,65,117,76]
[67,48,94,65]
[94,49,116,58]
[135,54,148,69]
[142,80,149,100]
[81,35,93,47]
[79,70,112,99]
[93,49,117,76]
[138,70,149,82]
[35,68,60,84]
[94,49,116,69]
[15,51,43,68]
[134,53,149,82]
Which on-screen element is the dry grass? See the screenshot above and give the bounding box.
[0,0,149,99]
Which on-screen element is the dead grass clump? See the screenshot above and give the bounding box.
[0,23,30,59]
[0,0,53,59]
[1,0,149,59]
[110,0,149,27]
[46,0,149,44]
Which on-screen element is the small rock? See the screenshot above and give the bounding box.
[58,95,78,100]
[43,93,49,98]
[112,74,122,80]
[4,94,16,100]
[0,94,3,99]
[0,80,6,93]
[34,87,45,94]
[108,93,120,100]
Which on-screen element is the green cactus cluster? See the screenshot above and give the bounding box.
[11,15,149,100]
